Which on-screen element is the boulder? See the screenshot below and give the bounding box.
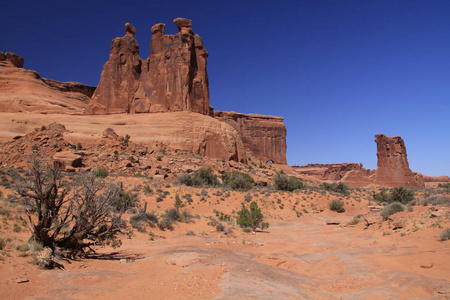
[102,128,119,139]
[53,151,83,169]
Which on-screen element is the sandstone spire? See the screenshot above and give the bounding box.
[84,23,141,114]
[374,134,423,187]
[85,19,210,115]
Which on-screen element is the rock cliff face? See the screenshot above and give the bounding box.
[0,52,94,114]
[0,52,24,68]
[85,23,141,114]
[292,163,375,187]
[213,111,287,164]
[374,134,423,187]
[0,112,247,167]
[85,19,210,115]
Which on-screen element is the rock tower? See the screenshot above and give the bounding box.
[85,19,210,115]
[374,134,423,187]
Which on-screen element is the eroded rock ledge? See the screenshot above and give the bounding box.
[214,111,287,164]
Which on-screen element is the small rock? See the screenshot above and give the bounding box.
[15,278,29,284]
[326,220,341,225]
[391,221,404,230]
[420,262,433,269]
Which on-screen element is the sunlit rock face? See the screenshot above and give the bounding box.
[374,134,423,187]
[85,19,210,115]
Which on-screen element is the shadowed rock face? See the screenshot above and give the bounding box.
[84,23,141,114]
[85,19,210,115]
[213,111,287,164]
[0,52,24,68]
[374,134,423,187]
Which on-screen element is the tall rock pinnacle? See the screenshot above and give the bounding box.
[85,18,210,115]
[374,134,423,187]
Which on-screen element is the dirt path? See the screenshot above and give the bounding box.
[21,214,449,300]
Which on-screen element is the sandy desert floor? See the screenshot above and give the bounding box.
[0,177,449,300]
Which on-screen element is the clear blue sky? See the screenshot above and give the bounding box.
[2,0,449,176]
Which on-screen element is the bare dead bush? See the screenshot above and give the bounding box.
[12,155,129,261]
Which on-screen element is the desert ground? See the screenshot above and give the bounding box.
[0,173,449,300]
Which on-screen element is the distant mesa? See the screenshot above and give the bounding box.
[294,134,426,188]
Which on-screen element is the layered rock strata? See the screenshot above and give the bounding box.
[213,111,287,164]
[374,134,423,187]
[0,52,94,114]
[85,19,210,115]
[292,163,375,187]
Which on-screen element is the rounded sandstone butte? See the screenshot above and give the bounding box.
[125,22,136,35]
[151,23,165,34]
[173,18,192,30]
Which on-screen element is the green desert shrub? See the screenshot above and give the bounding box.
[438,183,450,189]
[422,195,450,207]
[381,202,405,220]
[389,187,414,205]
[273,172,304,191]
[165,208,181,222]
[222,171,255,191]
[111,184,139,213]
[158,219,174,231]
[373,189,389,202]
[93,167,109,178]
[129,212,158,232]
[178,167,219,187]
[439,228,450,241]
[320,182,350,196]
[237,201,269,230]
[216,224,226,232]
[329,199,345,213]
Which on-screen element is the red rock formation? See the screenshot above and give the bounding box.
[85,23,141,114]
[0,52,24,68]
[85,19,210,115]
[213,111,287,164]
[0,53,93,114]
[422,175,450,183]
[42,78,95,98]
[292,163,375,187]
[374,134,423,187]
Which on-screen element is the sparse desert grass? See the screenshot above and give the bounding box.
[273,172,304,192]
[439,228,450,241]
[421,195,450,206]
[130,212,158,232]
[329,199,345,213]
[381,202,405,220]
[320,182,350,196]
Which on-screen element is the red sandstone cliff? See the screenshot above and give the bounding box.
[213,111,287,164]
[0,52,94,114]
[374,134,423,187]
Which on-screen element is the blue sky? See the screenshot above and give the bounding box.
[2,0,449,176]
